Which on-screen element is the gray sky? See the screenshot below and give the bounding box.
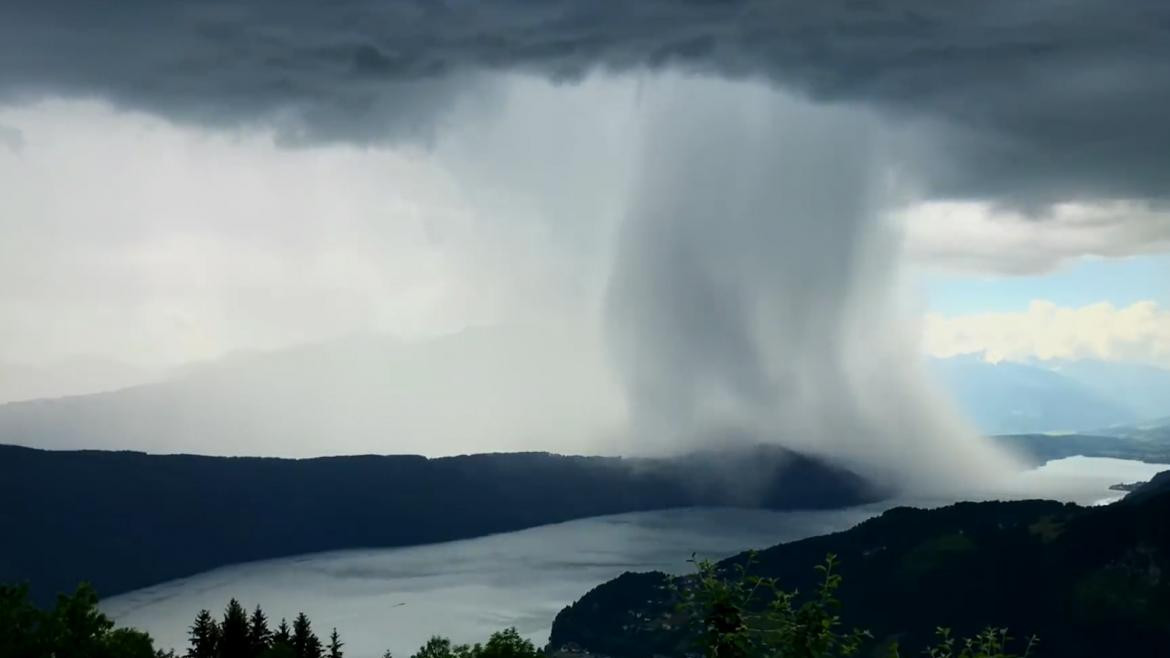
[0,2,1167,483]
[4,0,1169,202]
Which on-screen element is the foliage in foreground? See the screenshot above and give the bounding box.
[404,628,541,658]
[679,553,1037,658]
[0,582,166,658]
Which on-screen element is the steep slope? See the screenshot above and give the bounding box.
[0,444,880,606]
[550,485,1170,658]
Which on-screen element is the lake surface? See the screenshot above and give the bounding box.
[103,456,1169,658]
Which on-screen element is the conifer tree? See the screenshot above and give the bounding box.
[273,618,293,647]
[220,599,251,658]
[248,605,272,657]
[292,612,323,658]
[188,609,220,658]
[328,627,344,658]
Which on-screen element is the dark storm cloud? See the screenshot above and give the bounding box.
[1,0,1168,201]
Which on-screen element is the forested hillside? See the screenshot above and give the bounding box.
[550,477,1170,658]
[0,444,878,605]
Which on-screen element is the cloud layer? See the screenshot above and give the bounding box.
[0,78,638,366]
[925,300,1170,367]
[902,201,1170,275]
[3,1,1169,205]
[0,76,1022,491]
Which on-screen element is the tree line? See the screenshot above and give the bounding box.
[185,599,342,658]
[1,556,1027,658]
[0,580,542,658]
[184,599,542,658]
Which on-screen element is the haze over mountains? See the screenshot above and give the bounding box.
[933,355,1170,435]
[1,325,1167,460]
[0,325,626,458]
[0,356,161,405]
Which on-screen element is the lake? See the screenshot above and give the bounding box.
[102,456,1168,658]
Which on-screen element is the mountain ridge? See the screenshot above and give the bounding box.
[0,443,880,606]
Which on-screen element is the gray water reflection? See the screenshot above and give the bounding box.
[103,456,1170,658]
[104,506,882,658]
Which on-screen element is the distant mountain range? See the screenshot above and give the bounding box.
[0,357,162,405]
[549,473,1170,658]
[931,355,1170,435]
[928,354,1170,466]
[0,443,879,606]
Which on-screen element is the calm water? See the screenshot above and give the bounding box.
[102,457,1168,658]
